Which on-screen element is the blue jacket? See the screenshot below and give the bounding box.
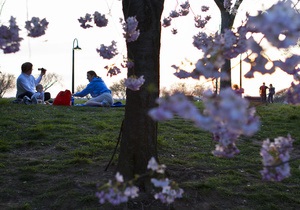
[73,77,111,98]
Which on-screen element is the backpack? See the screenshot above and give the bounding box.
[53,90,72,106]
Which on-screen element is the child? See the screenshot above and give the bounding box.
[32,84,45,104]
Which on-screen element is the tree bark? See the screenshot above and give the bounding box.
[214,0,244,90]
[117,0,164,185]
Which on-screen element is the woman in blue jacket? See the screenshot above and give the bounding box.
[73,70,113,106]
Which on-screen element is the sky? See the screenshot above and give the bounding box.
[0,0,296,98]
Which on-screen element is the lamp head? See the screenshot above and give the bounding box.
[74,45,81,50]
[72,38,82,50]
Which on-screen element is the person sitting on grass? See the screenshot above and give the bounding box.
[73,70,113,107]
[15,62,51,104]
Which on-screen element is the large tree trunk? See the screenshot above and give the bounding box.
[117,0,164,185]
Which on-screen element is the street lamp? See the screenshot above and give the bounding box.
[240,53,242,88]
[72,38,81,94]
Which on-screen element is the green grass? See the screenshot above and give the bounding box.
[0,98,300,209]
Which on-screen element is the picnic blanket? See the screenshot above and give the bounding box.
[75,101,125,107]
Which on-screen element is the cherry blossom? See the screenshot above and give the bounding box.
[0,16,23,53]
[25,17,49,37]
[124,75,145,91]
[122,16,140,42]
[78,14,93,29]
[96,41,118,59]
[260,135,294,181]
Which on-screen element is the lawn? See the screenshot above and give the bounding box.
[0,98,300,210]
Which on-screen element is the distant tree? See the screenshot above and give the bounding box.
[0,71,15,98]
[109,79,126,100]
[40,72,62,92]
[274,88,288,103]
[169,82,190,95]
[160,86,169,97]
[160,82,208,98]
[192,84,206,98]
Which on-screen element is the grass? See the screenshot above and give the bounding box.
[0,98,300,209]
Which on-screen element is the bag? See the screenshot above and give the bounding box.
[53,90,72,106]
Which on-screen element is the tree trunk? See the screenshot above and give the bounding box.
[219,7,234,89]
[117,0,164,185]
[214,0,244,90]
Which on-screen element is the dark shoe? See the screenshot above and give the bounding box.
[23,96,31,105]
[31,96,38,104]
[12,99,23,104]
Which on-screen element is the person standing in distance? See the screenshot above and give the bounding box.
[259,82,268,102]
[267,84,275,103]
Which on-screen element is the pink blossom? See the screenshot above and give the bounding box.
[260,135,294,181]
[286,83,300,104]
[25,17,49,37]
[153,185,184,204]
[194,16,208,28]
[169,10,180,18]
[105,65,121,77]
[124,186,139,198]
[96,41,118,59]
[122,16,140,42]
[78,14,93,29]
[124,75,145,91]
[0,16,23,53]
[121,59,135,69]
[147,157,166,174]
[162,17,172,27]
[180,1,190,10]
[171,28,178,34]
[115,172,124,183]
[93,12,108,27]
[201,6,210,12]
[149,88,260,158]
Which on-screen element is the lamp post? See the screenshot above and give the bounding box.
[72,38,81,94]
[240,53,242,88]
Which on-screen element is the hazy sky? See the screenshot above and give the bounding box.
[0,0,294,97]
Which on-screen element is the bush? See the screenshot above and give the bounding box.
[0,71,15,98]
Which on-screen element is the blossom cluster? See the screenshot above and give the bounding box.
[124,75,145,91]
[78,14,93,29]
[173,25,247,80]
[78,12,108,29]
[162,1,211,31]
[260,135,294,181]
[149,88,260,158]
[121,16,140,42]
[95,172,139,205]
[95,157,183,205]
[93,12,108,27]
[194,15,211,29]
[151,178,184,204]
[243,1,300,79]
[171,1,300,102]
[96,41,118,59]
[25,17,49,37]
[121,59,134,69]
[0,16,23,53]
[286,82,300,104]
[105,65,121,77]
